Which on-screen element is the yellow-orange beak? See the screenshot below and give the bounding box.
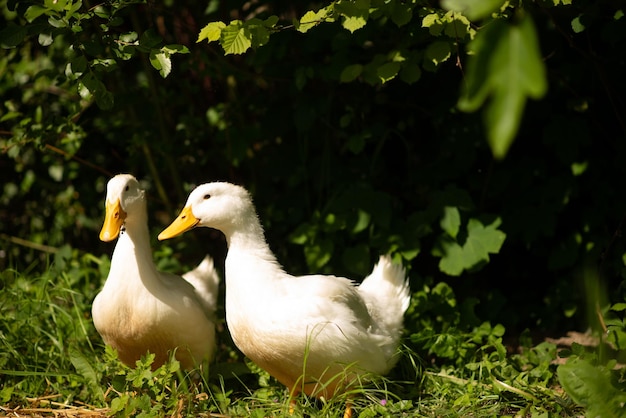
[99,199,127,242]
[158,206,199,240]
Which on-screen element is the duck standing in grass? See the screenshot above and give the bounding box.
[93,174,219,370]
[158,182,410,415]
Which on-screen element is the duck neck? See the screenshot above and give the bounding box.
[109,207,158,282]
[223,214,282,277]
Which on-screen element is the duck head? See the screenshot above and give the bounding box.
[100,174,146,242]
[158,182,253,240]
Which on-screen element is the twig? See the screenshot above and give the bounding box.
[0,233,58,253]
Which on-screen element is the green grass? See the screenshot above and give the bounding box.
[0,246,617,417]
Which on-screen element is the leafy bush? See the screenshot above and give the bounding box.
[2,0,626,414]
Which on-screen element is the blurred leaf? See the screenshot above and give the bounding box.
[441,206,461,239]
[0,24,28,48]
[558,358,626,416]
[458,16,547,159]
[442,0,506,21]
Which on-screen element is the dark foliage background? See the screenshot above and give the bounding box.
[2,0,626,348]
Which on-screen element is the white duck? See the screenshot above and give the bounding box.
[158,182,410,413]
[93,174,219,370]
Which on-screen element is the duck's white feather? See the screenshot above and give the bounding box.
[92,174,219,369]
[159,181,410,397]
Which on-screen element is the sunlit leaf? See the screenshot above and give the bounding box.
[298,9,327,33]
[197,21,226,43]
[220,21,252,55]
[441,0,506,21]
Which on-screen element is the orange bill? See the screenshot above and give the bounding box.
[99,199,127,242]
[158,206,199,240]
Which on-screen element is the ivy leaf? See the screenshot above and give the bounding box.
[458,16,547,159]
[441,0,506,21]
[197,21,226,43]
[220,21,252,55]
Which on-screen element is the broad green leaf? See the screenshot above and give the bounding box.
[571,16,585,33]
[24,5,48,22]
[197,21,226,43]
[0,24,28,48]
[149,50,171,78]
[437,217,506,276]
[557,358,626,416]
[340,64,363,82]
[220,22,252,55]
[336,0,370,33]
[422,13,444,36]
[458,16,547,159]
[139,28,162,48]
[425,41,451,66]
[391,2,413,27]
[441,0,506,21]
[441,206,461,239]
[399,62,421,84]
[298,9,327,33]
[377,62,401,83]
[342,15,367,32]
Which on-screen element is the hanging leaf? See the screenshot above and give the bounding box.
[220,21,252,55]
[458,15,547,159]
[197,21,226,43]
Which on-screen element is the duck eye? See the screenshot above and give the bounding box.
[125,185,130,192]
[203,194,211,200]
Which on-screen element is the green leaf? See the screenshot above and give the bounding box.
[149,50,172,78]
[399,62,421,84]
[0,24,28,48]
[197,21,226,43]
[220,21,252,55]
[458,16,547,159]
[377,62,401,83]
[298,9,327,33]
[391,3,413,27]
[437,217,506,276]
[336,0,370,33]
[304,239,334,270]
[571,16,585,33]
[139,28,162,49]
[558,358,626,416]
[340,64,363,82]
[425,41,451,66]
[441,206,461,239]
[24,5,48,22]
[69,347,103,401]
[441,0,506,21]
